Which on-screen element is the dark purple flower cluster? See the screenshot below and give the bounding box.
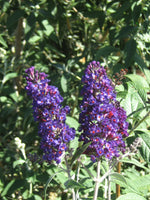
[25,67,75,164]
[79,61,129,162]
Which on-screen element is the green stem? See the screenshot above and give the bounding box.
[104,178,108,199]
[75,161,81,200]
[64,155,76,200]
[127,106,150,118]
[107,167,111,200]
[128,110,150,135]
[78,160,95,179]
[93,160,101,200]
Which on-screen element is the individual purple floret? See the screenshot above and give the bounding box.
[79,61,128,162]
[25,67,75,164]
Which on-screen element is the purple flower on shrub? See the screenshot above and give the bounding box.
[79,61,128,162]
[25,67,75,164]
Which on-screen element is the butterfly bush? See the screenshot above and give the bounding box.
[25,67,75,164]
[79,61,129,162]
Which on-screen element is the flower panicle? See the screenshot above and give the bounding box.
[25,67,75,164]
[79,61,129,162]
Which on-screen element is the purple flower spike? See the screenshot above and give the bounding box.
[25,67,75,164]
[79,61,129,161]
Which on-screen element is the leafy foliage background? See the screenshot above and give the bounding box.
[0,0,150,199]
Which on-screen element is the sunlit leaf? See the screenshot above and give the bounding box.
[125,74,149,107]
[61,75,67,92]
[66,116,79,130]
[110,172,127,185]
[120,157,149,171]
[0,35,8,48]
[139,132,150,163]
[13,159,25,168]
[64,179,85,189]
[116,193,146,200]
[2,73,18,84]
[70,142,91,166]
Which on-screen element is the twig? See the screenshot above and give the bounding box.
[93,160,101,200]
[78,160,95,180]
[108,171,111,200]
[64,155,76,200]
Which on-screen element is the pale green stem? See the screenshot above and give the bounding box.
[64,155,76,200]
[127,106,150,118]
[93,160,101,200]
[107,171,111,200]
[104,178,108,199]
[78,160,95,179]
[29,181,33,195]
[76,162,81,200]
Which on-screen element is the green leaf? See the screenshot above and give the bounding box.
[42,20,54,36]
[121,82,136,117]
[1,179,25,197]
[13,159,26,168]
[61,75,67,92]
[117,26,137,40]
[79,177,93,188]
[64,179,85,189]
[110,172,127,186]
[125,39,137,66]
[126,174,150,195]
[22,189,30,199]
[9,92,18,102]
[70,142,91,166]
[1,180,15,196]
[44,170,63,199]
[0,96,7,102]
[120,157,149,171]
[2,2,10,12]
[116,193,146,200]
[98,11,105,30]
[2,72,18,84]
[34,195,43,200]
[95,46,118,59]
[0,35,8,48]
[125,74,149,106]
[112,1,131,20]
[134,53,150,84]
[7,9,26,28]
[133,5,141,24]
[29,35,41,44]
[66,116,79,130]
[139,132,150,162]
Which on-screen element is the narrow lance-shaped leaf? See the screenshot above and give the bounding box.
[116,193,147,200]
[2,72,18,84]
[110,172,127,186]
[139,132,150,163]
[120,157,149,171]
[70,142,91,167]
[125,74,149,107]
[61,74,67,92]
[64,179,85,189]
[44,170,63,199]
